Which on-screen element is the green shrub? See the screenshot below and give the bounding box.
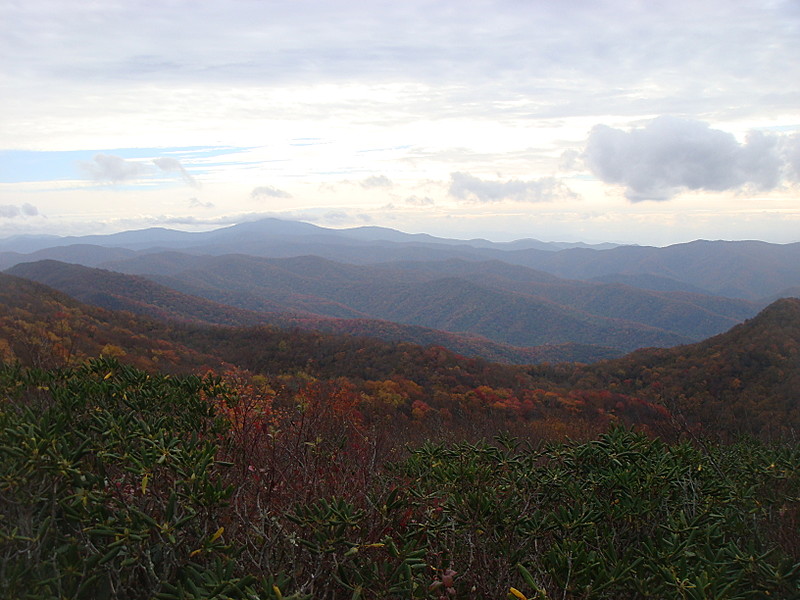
[0,358,248,599]
[2,359,798,599]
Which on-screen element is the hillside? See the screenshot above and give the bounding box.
[6,260,617,363]
[568,297,800,437]
[5,259,284,326]
[529,239,800,300]
[0,243,137,271]
[0,273,217,371]
[0,272,673,439]
[96,252,756,352]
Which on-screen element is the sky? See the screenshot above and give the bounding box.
[1,0,799,246]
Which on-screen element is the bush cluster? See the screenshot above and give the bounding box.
[1,359,798,599]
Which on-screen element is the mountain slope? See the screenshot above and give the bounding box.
[0,244,138,271]
[374,259,759,340]
[5,259,284,326]
[100,252,758,351]
[530,240,800,300]
[8,260,618,364]
[0,272,218,371]
[570,297,800,437]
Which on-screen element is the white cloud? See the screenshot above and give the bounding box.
[251,186,292,200]
[360,175,392,188]
[449,172,578,203]
[79,154,149,183]
[582,117,793,201]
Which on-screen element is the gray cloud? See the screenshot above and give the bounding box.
[79,154,149,183]
[449,172,577,203]
[21,203,38,216]
[153,157,200,188]
[361,175,392,188]
[0,203,38,218]
[251,186,292,200]
[0,205,20,218]
[582,117,792,201]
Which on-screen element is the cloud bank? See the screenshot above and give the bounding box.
[449,172,577,203]
[583,117,800,201]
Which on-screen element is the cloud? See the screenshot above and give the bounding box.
[21,203,38,216]
[582,117,790,201]
[189,197,214,209]
[251,186,292,200]
[405,195,434,206]
[782,133,800,182]
[79,154,150,183]
[361,175,392,188]
[0,203,39,218]
[0,206,20,218]
[153,157,200,188]
[449,172,577,203]
[321,211,351,224]
[559,149,582,172]
[78,153,202,187]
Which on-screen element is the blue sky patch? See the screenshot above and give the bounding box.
[0,146,251,184]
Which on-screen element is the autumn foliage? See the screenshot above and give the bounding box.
[2,274,800,596]
[1,359,798,598]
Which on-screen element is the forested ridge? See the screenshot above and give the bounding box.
[1,273,800,597]
[7,252,765,361]
[564,297,800,439]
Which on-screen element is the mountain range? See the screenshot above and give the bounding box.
[3,218,798,297]
[1,217,798,363]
